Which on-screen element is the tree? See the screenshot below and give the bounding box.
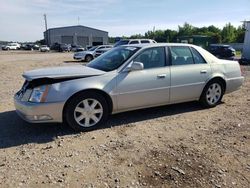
[235,25,245,43]
[108,22,244,44]
[221,23,237,43]
[164,29,178,42]
[178,22,195,36]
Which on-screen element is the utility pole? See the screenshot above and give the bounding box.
[78,16,80,25]
[44,14,48,45]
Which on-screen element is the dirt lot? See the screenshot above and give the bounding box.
[0,51,249,188]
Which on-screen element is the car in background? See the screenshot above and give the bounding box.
[75,47,85,52]
[209,44,236,59]
[114,39,156,47]
[2,43,20,50]
[73,45,113,62]
[95,47,113,57]
[71,45,85,52]
[24,44,40,50]
[50,43,61,51]
[40,45,50,52]
[59,44,71,52]
[20,43,27,50]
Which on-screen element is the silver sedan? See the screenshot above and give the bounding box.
[14,43,244,131]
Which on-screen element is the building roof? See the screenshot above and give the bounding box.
[45,25,108,33]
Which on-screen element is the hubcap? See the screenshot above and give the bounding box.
[206,83,222,105]
[74,98,103,127]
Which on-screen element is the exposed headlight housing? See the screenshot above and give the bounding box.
[29,85,50,103]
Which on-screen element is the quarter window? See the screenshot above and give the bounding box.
[170,46,194,65]
[190,47,206,64]
[134,47,166,69]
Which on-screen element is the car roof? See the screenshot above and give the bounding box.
[122,43,197,48]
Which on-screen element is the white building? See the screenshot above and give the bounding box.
[242,21,250,60]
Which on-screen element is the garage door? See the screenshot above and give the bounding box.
[77,36,89,46]
[92,37,103,46]
[61,36,73,44]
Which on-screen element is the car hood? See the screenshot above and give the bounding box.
[76,51,94,55]
[23,65,105,81]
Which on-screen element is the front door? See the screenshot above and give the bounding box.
[115,47,171,111]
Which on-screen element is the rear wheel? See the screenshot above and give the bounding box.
[64,92,109,131]
[200,80,224,108]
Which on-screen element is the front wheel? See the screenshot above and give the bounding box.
[85,55,93,62]
[64,92,109,131]
[200,81,224,108]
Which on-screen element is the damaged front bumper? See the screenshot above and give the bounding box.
[14,94,64,123]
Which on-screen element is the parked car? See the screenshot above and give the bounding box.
[2,43,20,50]
[95,47,113,57]
[40,45,50,52]
[75,47,85,52]
[50,43,61,51]
[73,45,113,62]
[59,44,71,52]
[114,39,156,47]
[71,45,84,52]
[20,43,27,50]
[209,44,236,59]
[14,43,244,131]
[24,44,40,50]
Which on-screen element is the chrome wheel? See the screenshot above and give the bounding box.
[206,83,222,105]
[74,98,103,127]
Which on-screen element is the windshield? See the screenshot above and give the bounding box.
[114,40,129,47]
[88,46,98,51]
[87,46,140,71]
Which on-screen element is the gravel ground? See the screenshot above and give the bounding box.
[0,51,249,187]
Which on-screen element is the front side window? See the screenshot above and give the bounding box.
[133,47,166,69]
[170,46,194,65]
[87,46,140,71]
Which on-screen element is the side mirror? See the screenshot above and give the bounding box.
[125,61,144,72]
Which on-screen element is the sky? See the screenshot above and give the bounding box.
[0,0,250,42]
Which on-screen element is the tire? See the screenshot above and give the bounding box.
[85,55,93,62]
[64,91,109,131]
[200,80,224,108]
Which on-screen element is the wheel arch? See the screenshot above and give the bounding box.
[62,89,113,119]
[85,53,94,59]
[200,76,226,100]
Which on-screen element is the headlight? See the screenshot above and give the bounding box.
[29,85,49,103]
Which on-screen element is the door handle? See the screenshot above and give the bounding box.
[200,70,207,74]
[157,74,167,79]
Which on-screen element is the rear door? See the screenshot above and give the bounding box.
[169,46,212,103]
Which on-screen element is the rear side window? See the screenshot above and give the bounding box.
[170,46,194,65]
[141,40,150,43]
[129,40,139,44]
[190,47,207,64]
